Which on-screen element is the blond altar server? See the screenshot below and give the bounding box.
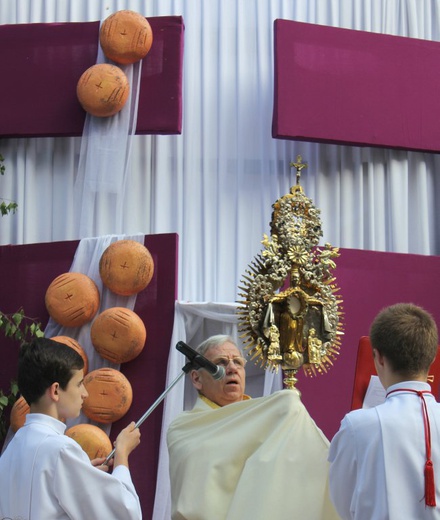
[0,337,142,520]
[167,335,339,520]
[329,303,440,519]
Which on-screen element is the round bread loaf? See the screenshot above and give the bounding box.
[100,10,153,64]
[99,239,154,296]
[65,423,113,460]
[91,307,146,364]
[9,396,30,432]
[82,368,132,424]
[50,335,89,375]
[45,272,100,328]
[77,63,130,117]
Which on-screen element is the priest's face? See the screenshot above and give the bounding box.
[191,341,246,406]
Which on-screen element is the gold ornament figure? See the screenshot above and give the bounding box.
[237,157,344,391]
[307,328,323,364]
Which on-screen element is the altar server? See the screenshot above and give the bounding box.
[0,337,142,519]
[167,335,339,520]
[329,303,440,519]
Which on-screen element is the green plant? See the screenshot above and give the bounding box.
[0,153,18,216]
[0,309,45,343]
[0,309,44,443]
[0,381,19,442]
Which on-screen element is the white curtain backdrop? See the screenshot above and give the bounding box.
[1,0,439,303]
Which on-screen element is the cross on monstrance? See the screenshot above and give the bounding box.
[290,155,308,185]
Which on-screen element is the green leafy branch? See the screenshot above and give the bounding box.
[0,153,18,216]
[0,309,45,443]
[0,309,45,344]
[0,200,18,216]
[0,381,19,442]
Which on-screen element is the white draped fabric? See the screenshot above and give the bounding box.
[75,37,142,238]
[43,233,144,432]
[1,0,439,303]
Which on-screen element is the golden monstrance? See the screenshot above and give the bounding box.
[238,156,344,391]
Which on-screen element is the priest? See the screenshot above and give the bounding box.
[167,334,339,520]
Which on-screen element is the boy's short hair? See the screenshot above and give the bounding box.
[18,337,84,405]
[370,303,438,377]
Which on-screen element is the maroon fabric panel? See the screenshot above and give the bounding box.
[0,233,178,519]
[297,248,440,440]
[272,19,440,153]
[0,17,184,137]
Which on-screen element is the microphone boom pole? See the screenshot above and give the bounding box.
[102,360,192,466]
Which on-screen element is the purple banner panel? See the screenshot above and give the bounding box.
[273,19,440,153]
[296,247,440,439]
[0,17,184,137]
[0,233,178,519]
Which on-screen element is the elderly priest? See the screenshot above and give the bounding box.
[167,335,339,520]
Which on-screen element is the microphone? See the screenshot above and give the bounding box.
[176,341,226,380]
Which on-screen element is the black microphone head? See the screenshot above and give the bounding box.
[176,341,197,361]
[211,365,226,380]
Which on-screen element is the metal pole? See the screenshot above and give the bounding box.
[102,366,188,466]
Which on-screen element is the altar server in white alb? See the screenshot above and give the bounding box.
[167,334,339,520]
[328,303,440,519]
[0,337,142,519]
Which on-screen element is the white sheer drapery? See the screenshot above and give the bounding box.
[41,233,144,432]
[75,32,142,238]
[1,0,439,303]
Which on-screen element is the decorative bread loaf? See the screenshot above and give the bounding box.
[91,307,146,364]
[82,367,133,424]
[45,272,100,327]
[77,63,129,117]
[65,423,113,460]
[100,10,153,64]
[99,239,154,296]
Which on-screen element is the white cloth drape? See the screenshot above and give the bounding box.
[39,233,144,433]
[1,0,439,303]
[44,234,143,374]
[74,32,142,239]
